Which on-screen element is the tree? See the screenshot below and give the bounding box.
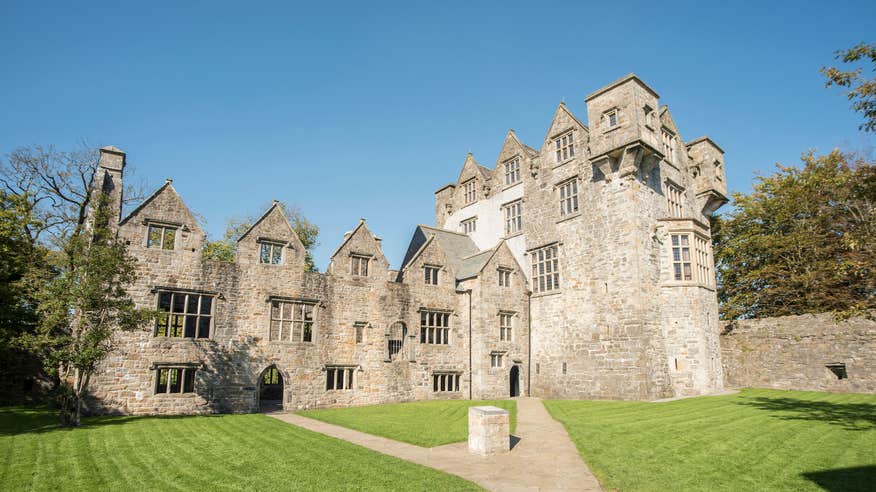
[1,145,151,425]
[713,150,876,320]
[203,201,320,271]
[821,42,876,133]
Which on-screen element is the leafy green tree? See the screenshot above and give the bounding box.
[821,42,876,133]
[713,150,875,320]
[203,201,320,271]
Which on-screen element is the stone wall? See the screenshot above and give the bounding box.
[720,313,876,394]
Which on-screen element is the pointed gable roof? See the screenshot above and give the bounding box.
[547,102,589,137]
[119,179,203,234]
[236,201,305,250]
[495,129,531,165]
[399,225,480,279]
[456,153,489,184]
[456,240,523,280]
[659,105,680,136]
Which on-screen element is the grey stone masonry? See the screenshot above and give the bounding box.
[721,313,876,394]
[468,406,510,455]
[87,74,729,416]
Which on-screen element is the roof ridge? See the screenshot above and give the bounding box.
[418,224,469,237]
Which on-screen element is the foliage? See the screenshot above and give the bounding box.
[821,42,876,133]
[20,194,152,426]
[713,150,875,320]
[0,407,481,491]
[0,192,49,403]
[545,389,876,492]
[299,399,516,447]
[202,200,320,271]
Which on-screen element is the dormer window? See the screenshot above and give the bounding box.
[259,241,284,265]
[463,178,478,205]
[498,268,512,287]
[424,265,440,285]
[554,132,575,163]
[504,158,521,185]
[147,223,176,250]
[351,254,370,276]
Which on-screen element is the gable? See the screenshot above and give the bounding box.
[456,153,488,186]
[400,234,454,282]
[119,181,204,237]
[328,220,389,275]
[659,106,681,137]
[540,103,588,154]
[495,130,529,168]
[236,203,306,267]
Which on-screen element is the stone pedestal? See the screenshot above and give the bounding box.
[468,405,509,455]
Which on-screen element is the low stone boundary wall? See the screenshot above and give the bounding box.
[720,313,876,394]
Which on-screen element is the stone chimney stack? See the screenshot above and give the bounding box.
[90,146,127,231]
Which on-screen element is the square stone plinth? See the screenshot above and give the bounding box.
[468,405,510,455]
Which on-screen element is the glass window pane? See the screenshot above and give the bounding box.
[172,294,185,313]
[158,292,172,311]
[183,369,195,393]
[260,243,270,263]
[184,316,197,338]
[272,245,282,264]
[197,317,210,338]
[282,302,292,320]
[171,315,184,337]
[147,226,161,248]
[199,296,212,315]
[186,295,199,314]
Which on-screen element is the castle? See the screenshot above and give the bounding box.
[89,74,728,414]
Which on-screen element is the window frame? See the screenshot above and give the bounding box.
[462,178,478,205]
[498,267,512,287]
[530,244,560,294]
[490,352,505,369]
[554,131,575,163]
[670,233,693,282]
[558,177,579,216]
[258,240,285,265]
[419,309,450,345]
[502,199,523,236]
[154,366,197,395]
[269,299,316,342]
[499,312,514,341]
[665,181,684,218]
[154,290,214,339]
[432,372,461,393]
[146,223,177,250]
[604,109,619,129]
[325,366,356,391]
[504,157,521,186]
[424,265,440,286]
[461,217,477,234]
[350,254,370,277]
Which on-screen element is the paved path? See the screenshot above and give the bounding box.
[269,397,603,492]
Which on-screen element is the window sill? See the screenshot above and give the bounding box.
[531,289,562,299]
[556,212,581,224]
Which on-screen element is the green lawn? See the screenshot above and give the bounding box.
[0,407,481,491]
[545,388,876,492]
[299,399,516,447]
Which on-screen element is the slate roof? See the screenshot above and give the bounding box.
[400,225,484,280]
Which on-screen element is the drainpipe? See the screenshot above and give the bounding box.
[527,290,532,397]
[465,288,473,401]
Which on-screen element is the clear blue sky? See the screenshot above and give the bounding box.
[2,1,873,269]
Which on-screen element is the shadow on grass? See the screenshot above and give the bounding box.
[802,466,876,492]
[0,406,227,436]
[737,397,876,431]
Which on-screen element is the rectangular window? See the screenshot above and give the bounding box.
[499,313,513,341]
[463,178,477,204]
[490,352,505,368]
[606,110,618,128]
[424,265,440,285]
[155,291,213,338]
[351,255,369,276]
[554,132,575,163]
[531,244,560,293]
[695,235,711,286]
[259,242,284,264]
[671,234,693,281]
[662,130,676,161]
[432,373,461,393]
[504,158,521,185]
[666,183,684,218]
[559,178,579,216]
[270,300,315,342]
[354,322,365,344]
[498,268,512,287]
[502,200,523,236]
[562,362,567,374]
[146,224,176,250]
[325,366,355,390]
[155,367,196,394]
[461,217,477,234]
[419,310,450,345]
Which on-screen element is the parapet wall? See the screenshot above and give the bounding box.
[720,313,876,394]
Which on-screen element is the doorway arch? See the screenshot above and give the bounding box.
[258,365,284,412]
[509,365,520,397]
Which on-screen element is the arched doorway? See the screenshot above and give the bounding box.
[509,365,520,397]
[259,365,284,412]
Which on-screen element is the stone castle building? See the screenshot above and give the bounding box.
[89,74,728,414]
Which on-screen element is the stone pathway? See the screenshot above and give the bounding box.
[269,397,603,491]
